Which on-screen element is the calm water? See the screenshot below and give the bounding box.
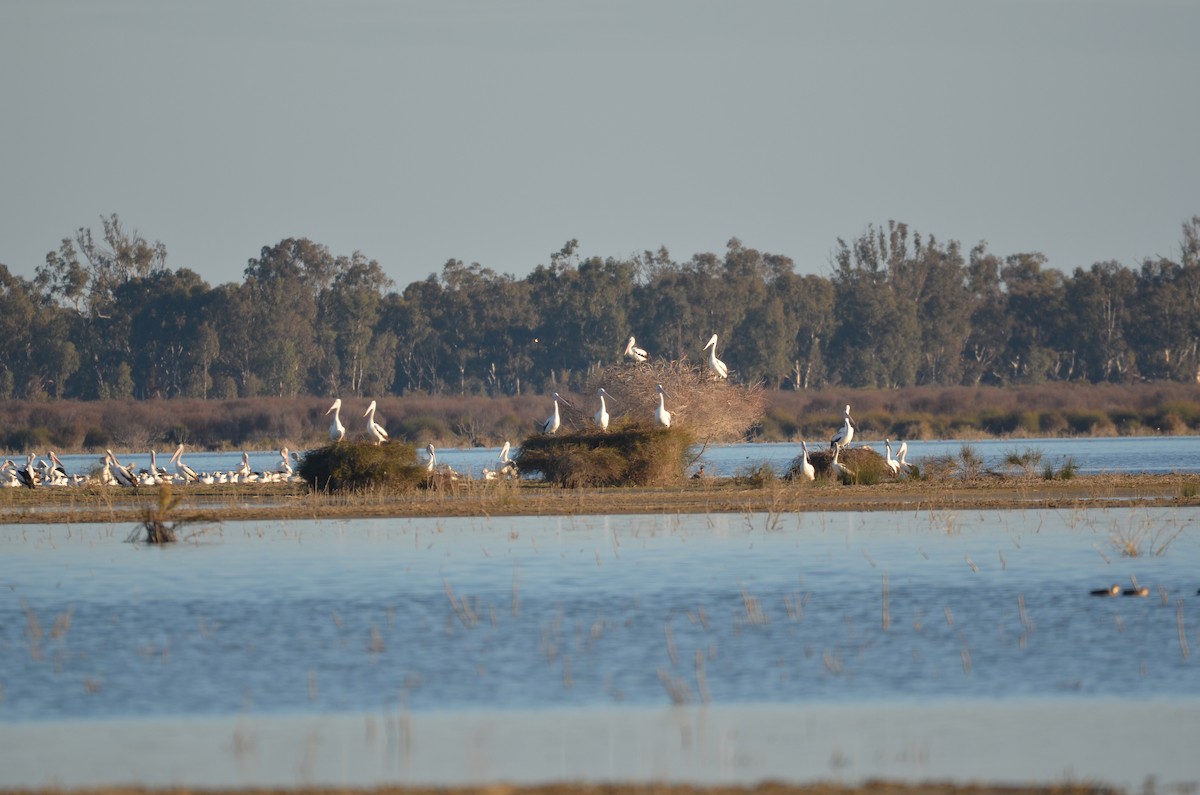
[44,435,1200,480]
[2,509,1200,788]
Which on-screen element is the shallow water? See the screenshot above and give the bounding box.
[2,509,1199,788]
[43,435,1200,481]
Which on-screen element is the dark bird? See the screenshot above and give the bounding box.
[1122,586,1150,597]
[1090,584,1120,597]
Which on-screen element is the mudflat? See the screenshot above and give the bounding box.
[0,473,1195,525]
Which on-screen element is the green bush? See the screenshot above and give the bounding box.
[515,427,694,487]
[298,441,427,492]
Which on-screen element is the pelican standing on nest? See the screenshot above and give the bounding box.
[830,444,851,482]
[703,334,728,379]
[541,392,569,434]
[326,398,346,442]
[884,439,901,476]
[364,400,389,445]
[799,441,816,481]
[654,383,672,428]
[830,404,856,449]
[424,443,437,472]
[896,440,911,472]
[624,336,648,363]
[594,388,613,431]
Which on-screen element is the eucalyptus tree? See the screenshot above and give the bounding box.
[961,243,1009,385]
[1000,252,1067,383]
[827,227,919,387]
[323,253,391,396]
[1064,261,1137,382]
[1130,217,1200,381]
[241,238,331,396]
[37,214,169,398]
[115,268,213,398]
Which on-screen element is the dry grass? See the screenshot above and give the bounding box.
[582,359,767,444]
[298,441,427,493]
[515,428,695,487]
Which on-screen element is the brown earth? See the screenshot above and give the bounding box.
[1,472,1196,525]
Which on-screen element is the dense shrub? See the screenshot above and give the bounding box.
[515,427,695,487]
[298,441,426,492]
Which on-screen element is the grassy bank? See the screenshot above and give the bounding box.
[2,472,1197,526]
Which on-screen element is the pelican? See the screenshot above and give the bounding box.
[541,392,568,434]
[594,387,613,431]
[277,447,294,478]
[896,440,912,472]
[326,398,346,442]
[799,441,816,482]
[364,399,389,445]
[624,336,648,363]
[424,443,437,472]
[497,441,518,478]
[106,450,139,488]
[235,451,254,482]
[830,404,856,450]
[170,444,199,483]
[48,451,68,481]
[15,454,38,488]
[654,383,672,428]
[830,444,850,482]
[703,334,728,379]
[884,439,900,476]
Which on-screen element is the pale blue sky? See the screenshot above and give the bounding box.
[2,0,1196,288]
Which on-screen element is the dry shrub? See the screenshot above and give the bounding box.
[515,427,695,487]
[788,445,891,485]
[298,441,426,492]
[581,360,765,444]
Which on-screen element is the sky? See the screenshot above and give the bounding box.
[2,0,1197,290]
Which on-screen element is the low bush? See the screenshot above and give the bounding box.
[788,445,891,485]
[298,441,427,492]
[514,427,695,487]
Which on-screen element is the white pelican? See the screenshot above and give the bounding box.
[830,404,856,449]
[830,444,850,482]
[424,443,437,472]
[277,447,294,478]
[884,439,900,476]
[326,398,346,442]
[799,441,816,481]
[896,440,911,472]
[15,454,38,488]
[497,441,518,478]
[364,399,389,445]
[653,384,672,428]
[48,451,68,481]
[541,392,568,434]
[237,451,253,480]
[624,336,648,363]
[106,450,139,488]
[170,444,199,483]
[703,334,728,379]
[594,387,613,431]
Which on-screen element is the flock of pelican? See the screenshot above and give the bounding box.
[794,403,912,483]
[1,445,301,489]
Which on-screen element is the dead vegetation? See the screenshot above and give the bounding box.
[515,427,696,487]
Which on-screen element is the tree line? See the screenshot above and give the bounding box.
[1,214,1198,402]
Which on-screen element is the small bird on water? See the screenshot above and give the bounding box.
[1090,584,1120,597]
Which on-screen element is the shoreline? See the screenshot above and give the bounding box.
[1,473,1196,525]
